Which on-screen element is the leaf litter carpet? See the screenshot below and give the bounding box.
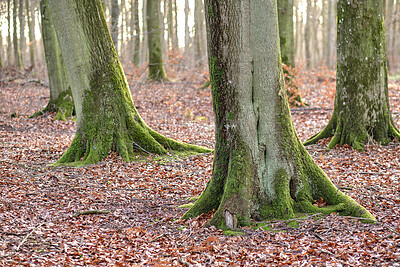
[0,68,400,266]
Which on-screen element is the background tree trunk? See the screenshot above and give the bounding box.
[47,0,207,166]
[184,0,190,59]
[111,0,120,53]
[305,0,400,150]
[26,0,35,67]
[18,0,25,66]
[147,0,167,80]
[141,0,148,66]
[133,0,140,66]
[184,0,374,228]
[7,0,12,67]
[31,0,73,121]
[194,0,206,67]
[278,0,295,67]
[326,0,336,69]
[13,0,21,68]
[172,0,179,50]
[304,0,311,68]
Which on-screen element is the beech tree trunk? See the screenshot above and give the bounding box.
[304,0,400,150]
[18,0,25,65]
[304,0,311,68]
[147,0,167,80]
[26,0,35,67]
[31,0,74,121]
[13,0,21,68]
[194,0,206,67]
[47,0,208,166]
[111,0,119,53]
[184,0,374,228]
[277,0,295,67]
[7,0,12,66]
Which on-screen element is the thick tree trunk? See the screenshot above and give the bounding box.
[13,0,21,68]
[304,0,400,150]
[184,0,374,228]
[30,0,73,121]
[47,0,208,166]
[277,0,295,67]
[147,0,167,80]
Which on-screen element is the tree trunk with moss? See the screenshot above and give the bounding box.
[47,0,209,166]
[278,0,295,67]
[183,0,374,229]
[304,0,400,150]
[132,0,140,66]
[30,0,74,121]
[147,0,167,80]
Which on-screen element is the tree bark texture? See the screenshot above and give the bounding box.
[32,0,73,121]
[147,0,167,80]
[278,0,295,67]
[47,0,208,166]
[184,0,374,228]
[304,0,400,150]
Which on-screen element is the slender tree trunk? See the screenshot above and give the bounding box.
[18,0,25,66]
[111,0,120,53]
[172,0,179,50]
[194,0,206,67]
[326,0,336,69]
[184,0,374,228]
[133,0,140,66]
[184,0,190,57]
[167,0,173,51]
[13,0,21,68]
[31,0,73,120]
[312,0,320,67]
[147,0,167,80]
[305,0,400,150]
[277,0,295,67]
[47,0,209,166]
[26,0,35,67]
[141,0,148,66]
[305,0,311,68]
[7,0,12,67]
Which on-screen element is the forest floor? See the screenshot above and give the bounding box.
[1,64,400,266]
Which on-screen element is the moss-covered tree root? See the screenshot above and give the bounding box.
[183,137,375,229]
[29,89,74,121]
[304,113,400,150]
[55,118,210,166]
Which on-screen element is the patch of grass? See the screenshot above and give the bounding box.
[223,230,245,236]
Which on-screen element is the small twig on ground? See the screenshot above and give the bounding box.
[16,222,46,251]
[73,210,110,217]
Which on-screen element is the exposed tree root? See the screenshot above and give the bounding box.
[304,114,400,150]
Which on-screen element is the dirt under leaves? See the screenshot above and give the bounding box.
[0,66,400,266]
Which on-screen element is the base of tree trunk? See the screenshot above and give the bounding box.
[29,90,74,121]
[54,119,211,166]
[304,114,400,150]
[183,139,375,228]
